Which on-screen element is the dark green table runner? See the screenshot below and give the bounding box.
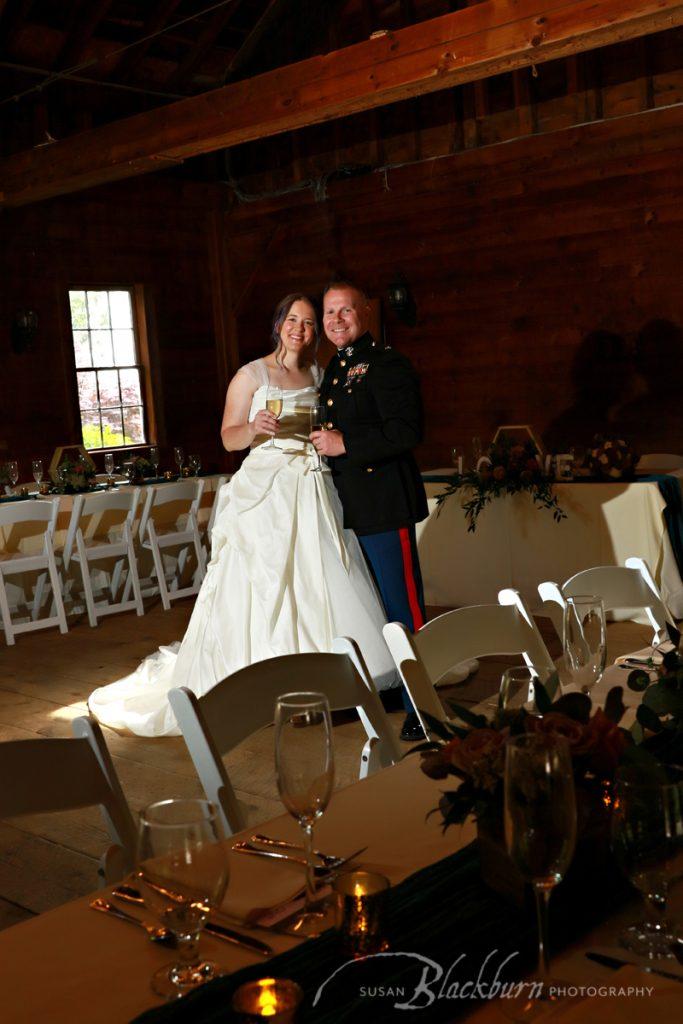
[133,840,626,1024]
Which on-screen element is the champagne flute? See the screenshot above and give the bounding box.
[309,403,325,473]
[32,459,43,489]
[173,447,184,476]
[450,447,463,474]
[7,460,18,494]
[136,798,230,1000]
[505,734,577,1016]
[275,692,335,937]
[265,385,283,452]
[563,595,606,694]
[149,446,160,478]
[612,772,683,959]
[497,665,540,714]
[104,453,115,488]
[189,454,201,477]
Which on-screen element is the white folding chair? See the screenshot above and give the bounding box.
[537,557,674,643]
[0,715,136,883]
[637,453,683,473]
[62,488,144,628]
[137,480,206,610]
[0,499,68,645]
[205,475,228,552]
[168,637,401,835]
[383,591,556,735]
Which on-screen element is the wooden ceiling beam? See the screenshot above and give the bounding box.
[53,0,116,71]
[111,0,184,82]
[166,2,240,89]
[2,0,683,207]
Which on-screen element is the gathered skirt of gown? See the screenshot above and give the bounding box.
[89,384,398,736]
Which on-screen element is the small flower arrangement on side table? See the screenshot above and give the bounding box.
[436,433,566,532]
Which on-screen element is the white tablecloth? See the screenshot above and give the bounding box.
[417,473,683,617]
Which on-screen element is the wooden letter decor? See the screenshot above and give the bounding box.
[2,0,683,206]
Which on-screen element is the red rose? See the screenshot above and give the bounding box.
[511,445,525,458]
[493,466,506,481]
[582,708,630,776]
[526,712,587,750]
[448,728,506,791]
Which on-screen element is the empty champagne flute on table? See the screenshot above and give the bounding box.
[309,404,325,472]
[265,385,283,452]
[136,798,230,999]
[31,459,43,490]
[189,454,201,477]
[173,447,184,477]
[505,734,577,1017]
[6,460,19,494]
[563,595,606,695]
[611,771,683,959]
[496,666,540,714]
[149,446,160,478]
[275,692,335,936]
[104,453,115,488]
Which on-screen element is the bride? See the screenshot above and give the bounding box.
[89,293,398,736]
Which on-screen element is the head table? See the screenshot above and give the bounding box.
[4,662,681,1024]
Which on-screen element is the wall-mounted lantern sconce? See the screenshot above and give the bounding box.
[11,310,38,354]
[387,274,416,327]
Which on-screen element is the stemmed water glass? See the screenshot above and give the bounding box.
[563,595,606,695]
[149,446,160,478]
[104,453,115,488]
[189,454,201,477]
[136,798,230,1000]
[173,447,185,477]
[505,734,577,1017]
[6,460,18,494]
[274,692,335,936]
[265,385,283,452]
[611,772,683,959]
[31,459,43,490]
[309,404,325,473]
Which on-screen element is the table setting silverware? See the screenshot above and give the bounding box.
[249,833,358,869]
[231,841,367,877]
[90,897,177,946]
[111,884,273,956]
[585,950,683,983]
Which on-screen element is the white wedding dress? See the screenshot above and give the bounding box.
[89,359,398,737]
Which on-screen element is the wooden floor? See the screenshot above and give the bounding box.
[0,598,651,932]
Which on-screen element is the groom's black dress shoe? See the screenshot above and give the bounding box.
[400,712,426,743]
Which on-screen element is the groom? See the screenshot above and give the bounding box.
[310,280,429,741]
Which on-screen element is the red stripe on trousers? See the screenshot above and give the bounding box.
[398,527,424,632]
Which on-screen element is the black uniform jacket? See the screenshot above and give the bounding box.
[319,333,429,536]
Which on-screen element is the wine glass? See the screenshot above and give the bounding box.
[31,459,43,486]
[173,447,185,476]
[309,404,325,473]
[149,446,160,477]
[265,385,283,452]
[611,772,683,959]
[505,734,577,1016]
[6,460,18,494]
[450,447,462,474]
[136,798,230,1000]
[104,453,115,488]
[189,454,201,477]
[274,692,335,936]
[563,595,606,694]
[497,666,539,714]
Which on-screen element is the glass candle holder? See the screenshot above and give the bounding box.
[333,870,390,958]
[232,978,303,1022]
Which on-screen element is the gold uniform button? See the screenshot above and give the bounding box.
[340,360,346,367]
[366,467,374,473]
[346,387,352,394]
[326,398,334,407]
[332,378,338,385]
[326,421,334,429]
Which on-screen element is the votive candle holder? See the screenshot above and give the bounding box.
[231,977,303,1022]
[333,870,390,958]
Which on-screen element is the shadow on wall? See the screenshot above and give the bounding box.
[615,319,683,453]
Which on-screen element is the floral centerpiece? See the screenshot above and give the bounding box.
[436,433,566,532]
[587,436,638,481]
[128,456,155,482]
[626,648,683,769]
[54,454,97,493]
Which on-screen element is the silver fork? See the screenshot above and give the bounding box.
[250,833,348,868]
[232,842,367,876]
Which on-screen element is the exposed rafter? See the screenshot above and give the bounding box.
[2,0,683,207]
[53,0,116,72]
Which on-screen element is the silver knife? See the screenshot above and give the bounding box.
[112,884,272,957]
[586,950,683,983]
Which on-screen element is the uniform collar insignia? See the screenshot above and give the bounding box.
[344,345,354,357]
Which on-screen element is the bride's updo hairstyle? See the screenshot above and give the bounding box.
[271,293,320,369]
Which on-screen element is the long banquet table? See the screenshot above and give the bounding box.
[418,471,683,617]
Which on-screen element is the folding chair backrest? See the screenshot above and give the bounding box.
[63,489,141,567]
[384,592,556,729]
[0,716,136,881]
[0,500,58,551]
[169,637,400,834]
[139,480,204,541]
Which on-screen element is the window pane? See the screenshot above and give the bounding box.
[69,291,87,329]
[87,290,111,329]
[101,408,125,448]
[98,369,120,408]
[73,330,92,368]
[80,410,102,450]
[109,291,133,328]
[91,330,113,366]
[77,371,98,410]
[119,367,142,406]
[123,406,145,444]
[113,329,136,366]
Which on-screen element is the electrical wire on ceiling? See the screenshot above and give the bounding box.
[0,0,241,109]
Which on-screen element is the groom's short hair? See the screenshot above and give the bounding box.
[322,279,368,303]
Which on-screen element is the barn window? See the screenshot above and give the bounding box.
[68,289,148,450]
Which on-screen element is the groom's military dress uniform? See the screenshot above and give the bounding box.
[319,332,428,648]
